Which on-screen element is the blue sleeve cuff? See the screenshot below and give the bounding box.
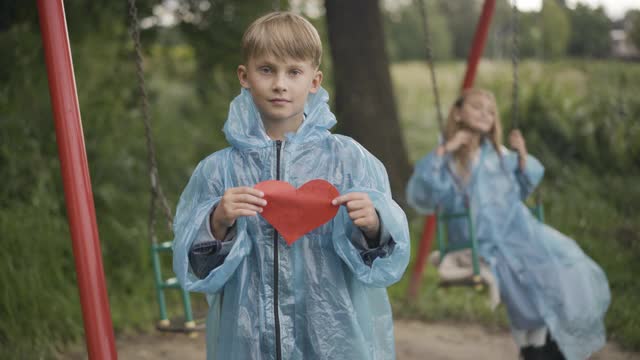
[350,211,396,267]
[188,207,237,279]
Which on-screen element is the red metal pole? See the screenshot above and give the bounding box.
[36,1,117,358]
[462,0,496,89]
[408,0,496,301]
[407,215,436,299]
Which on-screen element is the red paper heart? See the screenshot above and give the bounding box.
[254,179,340,245]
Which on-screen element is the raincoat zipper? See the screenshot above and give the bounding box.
[274,140,282,360]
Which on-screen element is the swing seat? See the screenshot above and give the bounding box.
[435,208,484,291]
[152,241,203,332]
[435,200,544,290]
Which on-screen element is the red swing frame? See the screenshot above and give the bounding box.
[37,1,117,358]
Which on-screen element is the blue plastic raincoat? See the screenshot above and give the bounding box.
[407,141,610,360]
[173,88,410,360]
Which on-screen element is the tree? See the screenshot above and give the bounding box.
[541,0,570,58]
[325,0,412,207]
[627,10,640,51]
[567,4,611,58]
[437,0,481,59]
[383,1,452,62]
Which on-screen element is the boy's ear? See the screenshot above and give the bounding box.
[309,70,323,94]
[237,65,250,89]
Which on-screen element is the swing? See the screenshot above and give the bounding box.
[411,0,544,292]
[127,0,201,333]
[127,0,287,333]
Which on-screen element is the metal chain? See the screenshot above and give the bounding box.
[128,0,174,242]
[415,0,444,136]
[511,0,519,130]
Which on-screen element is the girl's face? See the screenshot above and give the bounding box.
[457,94,496,135]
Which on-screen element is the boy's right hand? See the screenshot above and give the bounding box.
[211,187,266,240]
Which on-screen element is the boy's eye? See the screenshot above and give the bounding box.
[259,67,272,74]
[289,69,302,76]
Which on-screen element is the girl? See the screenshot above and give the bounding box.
[406,88,610,360]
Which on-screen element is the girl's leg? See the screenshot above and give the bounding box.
[526,327,547,347]
[516,327,547,360]
[541,332,566,360]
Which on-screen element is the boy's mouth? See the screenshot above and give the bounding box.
[269,98,291,104]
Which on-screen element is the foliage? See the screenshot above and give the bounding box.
[437,0,481,59]
[627,10,640,51]
[567,4,611,58]
[541,0,571,58]
[383,1,452,61]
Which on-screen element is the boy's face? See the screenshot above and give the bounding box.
[237,55,322,126]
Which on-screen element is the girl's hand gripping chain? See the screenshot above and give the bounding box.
[509,129,528,169]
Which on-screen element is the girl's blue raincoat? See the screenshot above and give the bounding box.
[407,142,610,360]
[173,88,410,360]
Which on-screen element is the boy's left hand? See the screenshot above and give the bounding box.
[332,192,380,240]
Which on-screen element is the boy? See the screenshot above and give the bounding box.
[173,12,410,360]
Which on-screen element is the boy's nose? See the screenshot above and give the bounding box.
[272,74,287,92]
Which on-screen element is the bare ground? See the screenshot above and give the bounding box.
[62,320,639,360]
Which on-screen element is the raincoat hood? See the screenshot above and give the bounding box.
[223,87,337,150]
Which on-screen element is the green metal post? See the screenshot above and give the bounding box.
[180,287,195,328]
[151,247,169,327]
[467,206,480,278]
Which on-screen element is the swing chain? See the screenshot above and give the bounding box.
[415,0,444,135]
[128,0,174,242]
[511,0,520,130]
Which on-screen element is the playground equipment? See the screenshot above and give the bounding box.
[407,0,545,297]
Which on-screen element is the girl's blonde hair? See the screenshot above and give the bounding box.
[242,12,322,68]
[444,88,503,164]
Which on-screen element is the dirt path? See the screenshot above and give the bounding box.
[62,320,639,359]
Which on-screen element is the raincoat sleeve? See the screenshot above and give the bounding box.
[406,149,457,213]
[331,140,410,288]
[172,153,253,294]
[506,151,545,199]
[188,217,237,279]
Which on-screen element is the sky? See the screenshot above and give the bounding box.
[516,0,639,19]
[375,0,640,20]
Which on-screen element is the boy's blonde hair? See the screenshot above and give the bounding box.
[445,88,503,164]
[241,12,323,68]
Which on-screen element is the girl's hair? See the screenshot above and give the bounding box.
[444,88,503,164]
[241,12,323,68]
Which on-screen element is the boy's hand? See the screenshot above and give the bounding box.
[508,129,528,169]
[332,192,380,240]
[211,187,266,240]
